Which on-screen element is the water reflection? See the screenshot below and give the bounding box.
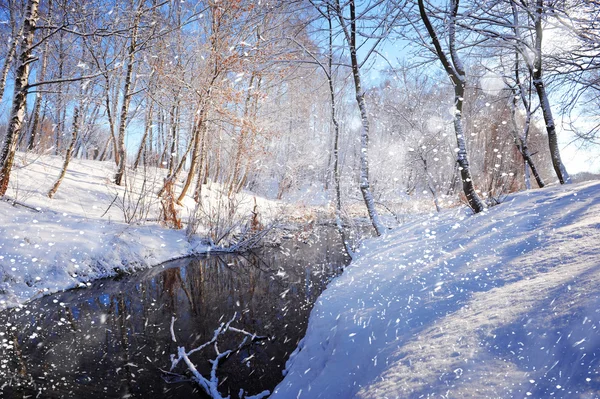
[0,228,350,398]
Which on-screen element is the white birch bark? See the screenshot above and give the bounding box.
[336,0,386,236]
[531,0,570,184]
[114,9,141,186]
[48,106,80,198]
[418,0,485,213]
[0,0,40,197]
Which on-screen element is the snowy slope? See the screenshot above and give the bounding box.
[272,181,600,399]
[0,153,279,310]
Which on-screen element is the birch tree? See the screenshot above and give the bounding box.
[0,0,39,197]
[0,0,23,104]
[417,0,485,212]
[527,0,570,184]
[460,0,571,184]
[114,2,143,186]
[328,0,396,235]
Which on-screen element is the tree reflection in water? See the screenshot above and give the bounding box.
[0,227,350,398]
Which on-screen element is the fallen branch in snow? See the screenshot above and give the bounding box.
[166,313,270,399]
[2,196,41,212]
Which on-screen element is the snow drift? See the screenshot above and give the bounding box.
[272,181,600,398]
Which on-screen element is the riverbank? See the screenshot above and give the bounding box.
[0,153,282,310]
[272,180,600,398]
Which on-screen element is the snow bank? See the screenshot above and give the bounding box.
[0,153,278,310]
[272,181,600,398]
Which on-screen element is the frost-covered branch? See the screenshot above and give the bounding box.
[167,313,269,399]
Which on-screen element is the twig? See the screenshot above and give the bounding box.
[101,193,119,218]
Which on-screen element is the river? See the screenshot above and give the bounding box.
[0,227,351,398]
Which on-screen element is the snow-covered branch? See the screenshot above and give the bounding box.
[167,313,269,399]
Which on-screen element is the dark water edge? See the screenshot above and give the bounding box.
[0,227,351,398]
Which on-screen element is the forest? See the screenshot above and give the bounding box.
[1,0,598,234]
[0,0,600,398]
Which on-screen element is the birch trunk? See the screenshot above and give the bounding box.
[532,0,570,184]
[133,102,153,170]
[167,101,181,175]
[48,107,80,198]
[325,5,354,257]
[0,0,39,197]
[157,120,195,199]
[0,1,22,104]
[178,69,219,203]
[524,159,531,190]
[176,110,205,204]
[104,74,119,165]
[336,0,386,236]
[421,157,441,212]
[533,80,570,184]
[418,0,485,213]
[193,125,209,202]
[27,38,50,151]
[454,82,485,212]
[54,31,66,155]
[114,10,141,186]
[509,87,545,188]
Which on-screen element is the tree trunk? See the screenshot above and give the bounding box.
[0,3,22,104]
[454,82,485,212]
[193,125,210,202]
[532,0,570,184]
[235,76,263,194]
[524,158,531,190]
[0,0,40,197]
[176,111,204,204]
[98,134,113,161]
[508,87,545,189]
[179,70,219,203]
[421,157,441,212]
[337,0,386,236]
[533,80,570,184]
[167,101,181,175]
[229,74,255,196]
[27,37,50,151]
[54,31,66,155]
[114,10,141,186]
[157,121,195,199]
[418,0,484,213]
[48,107,80,198]
[134,102,153,170]
[104,74,119,165]
[325,4,353,258]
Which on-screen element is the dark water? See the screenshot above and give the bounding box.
[0,227,350,398]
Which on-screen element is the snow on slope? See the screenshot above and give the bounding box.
[0,153,278,310]
[272,181,600,399]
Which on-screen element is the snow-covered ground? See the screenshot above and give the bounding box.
[3,152,599,398]
[272,180,600,398]
[0,153,280,310]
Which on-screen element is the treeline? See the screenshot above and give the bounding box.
[0,0,597,234]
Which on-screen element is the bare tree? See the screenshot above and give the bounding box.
[329,0,394,234]
[417,0,485,212]
[0,0,23,104]
[47,106,80,198]
[114,1,143,186]
[527,0,570,184]
[0,0,40,197]
[505,51,546,189]
[459,0,571,184]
